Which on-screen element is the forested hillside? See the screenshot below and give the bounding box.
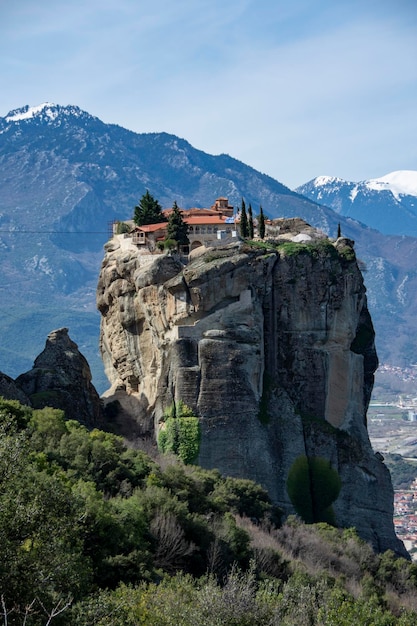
[1,396,417,625]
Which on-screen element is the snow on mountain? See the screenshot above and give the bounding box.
[2,103,96,127]
[5,102,57,122]
[307,170,417,201]
[313,175,344,187]
[296,171,417,237]
[365,171,417,200]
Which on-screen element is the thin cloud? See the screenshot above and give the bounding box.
[1,0,416,187]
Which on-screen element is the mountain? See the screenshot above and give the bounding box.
[0,102,339,392]
[296,171,417,237]
[0,103,416,396]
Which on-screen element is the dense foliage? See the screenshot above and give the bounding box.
[1,396,417,625]
[287,456,341,524]
[158,401,200,464]
[165,201,189,249]
[248,203,254,239]
[385,453,417,489]
[133,190,165,226]
[239,198,249,238]
[259,205,266,239]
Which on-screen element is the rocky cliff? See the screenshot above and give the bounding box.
[97,220,407,556]
[15,328,103,427]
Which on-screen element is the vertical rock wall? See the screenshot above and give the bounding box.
[96,230,406,557]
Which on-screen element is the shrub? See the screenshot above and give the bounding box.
[286,455,341,524]
[158,402,201,465]
[115,221,131,235]
[0,396,32,430]
[163,238,177,251]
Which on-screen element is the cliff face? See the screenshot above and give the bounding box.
[97,222,406,556]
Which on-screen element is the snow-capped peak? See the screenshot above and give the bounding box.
[313,175,344,187]
[5,102,58,122]
[365,171,417,200]
[2,103,93,126]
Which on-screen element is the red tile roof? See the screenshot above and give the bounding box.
[136,222,168,233]
[185,216,230,225]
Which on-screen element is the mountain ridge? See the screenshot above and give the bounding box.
[296,170,417,237]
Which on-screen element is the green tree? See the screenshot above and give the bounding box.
[259,206,265,239]
[337,222,342,238]
[133,190,165,226]
[239,199,249,238]
[286,455,341,524]
[248,203,254,239]
[165,201,189,250]
[0,422,91,620]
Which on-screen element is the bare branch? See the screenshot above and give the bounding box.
[1,595,8,626]
[22,599,37,626]
[36,595,73,626]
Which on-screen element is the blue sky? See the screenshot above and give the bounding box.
[1,0,416,189]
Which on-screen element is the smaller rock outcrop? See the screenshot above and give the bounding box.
[16,328,103,426]
[0,372,31,406]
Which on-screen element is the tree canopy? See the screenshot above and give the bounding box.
[133,190,165,226]
[259,206,265,239]
[1,395,416,625]
[239,199,249,239]
[248,203,254,239]
[165,201,189,249]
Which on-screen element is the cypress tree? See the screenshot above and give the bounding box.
[337,223,342,238]
[248,203,254,239]
[259,206,265,239]
[166,201,189,250]
[133,190,165,226]
[240,198,249,238]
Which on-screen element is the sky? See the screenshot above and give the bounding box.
[1,0,416,189]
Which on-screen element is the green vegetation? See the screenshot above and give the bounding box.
[246,237,342,263]
[248,203,254,239]
[133,190,165,226]
[158,401,200,464]
[165,201,189,250]
[115,221,131,235]
[161,238,177,251]
[385,453,417,489]
[276,238,339,260]
[239,198,249,238]
[1,395,416,625]
[258,205,265,239]
[287,455,342,524]
[338,241,356,263]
